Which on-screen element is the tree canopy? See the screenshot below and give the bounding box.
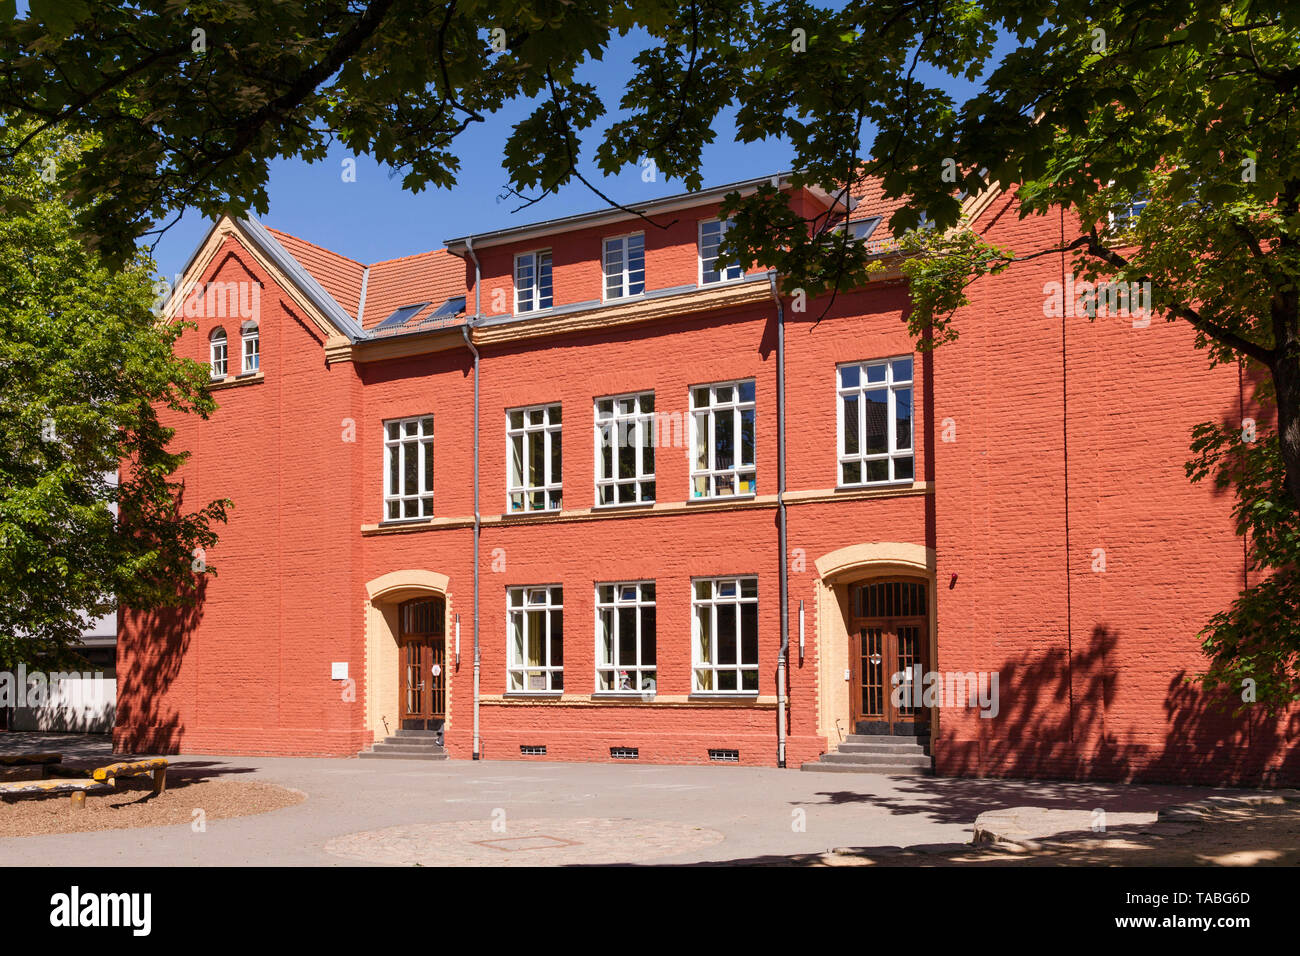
[0,0,1296,703]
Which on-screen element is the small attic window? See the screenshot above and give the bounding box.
[843,217,881,242]
[374,302,431,331]
[427,295,467,320]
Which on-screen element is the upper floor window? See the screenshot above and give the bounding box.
[699,219,743,285]
[240,320,260,374]
[384,416,434,520]
[508,586,564,692]
[838,357,913,486]
[1110,191,1149,232]
[690,380,755,499]
[208,328,227,379]
[507,403,562,513]
[515,249,553,314]
[595,392,655,506]
[596,582,656,694]
[603,233,645,300]
[693,577,758,694]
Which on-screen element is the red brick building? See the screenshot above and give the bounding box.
[116,175,1298,785]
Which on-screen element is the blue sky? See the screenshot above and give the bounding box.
[151,27,1016,281]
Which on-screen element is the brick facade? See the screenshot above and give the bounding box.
[114,180,1298,786]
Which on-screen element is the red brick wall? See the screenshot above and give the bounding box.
[117,193,1298,784]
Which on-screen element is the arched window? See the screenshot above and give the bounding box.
[240,320,260,374]
[209,327,227,379]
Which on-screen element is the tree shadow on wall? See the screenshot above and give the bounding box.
[112,578,206,756]
[939,624,1299,788]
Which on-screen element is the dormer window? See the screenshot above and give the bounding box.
[515,250,553,314]
[209,328,227,379]
[240,320,260,374]
[699,219,743,285]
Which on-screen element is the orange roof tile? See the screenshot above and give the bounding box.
[362,249,466,331]
[266,228,367,319]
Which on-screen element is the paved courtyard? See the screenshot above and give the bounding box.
[0,733,1264,866]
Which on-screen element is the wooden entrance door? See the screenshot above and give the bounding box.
[849,579,930,736]
[399,597,446,731]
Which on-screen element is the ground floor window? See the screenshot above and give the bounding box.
[596,582,656,693]
[692,576,758,693]
[507,586,564,692]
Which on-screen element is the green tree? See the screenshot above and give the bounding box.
[0,123,227,671]
[1,1,1296,703]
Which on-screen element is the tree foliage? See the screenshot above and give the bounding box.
[0,122,227,670]
[1,1,1297,702]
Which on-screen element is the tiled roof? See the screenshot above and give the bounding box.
[363,249,466,332]
[847,178,908,251]
[266,228,367,319]
[263,229,467,335]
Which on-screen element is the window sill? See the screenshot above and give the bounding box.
[591,500,656,511]
[378,516,435,527]
[687,492,757,504]
[591,691,657,700]
[209,371,264,390]
[503,691,564,699]
[687,692,761,702]
[835,479,915,492]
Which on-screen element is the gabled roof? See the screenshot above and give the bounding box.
[266,228,366,319]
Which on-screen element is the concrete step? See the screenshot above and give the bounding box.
[395,729,442,738]
[817,751,932,768]
[837,742,928,755]
[358,750,448,761]
[801,761,932,775]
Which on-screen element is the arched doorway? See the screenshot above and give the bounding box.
[398,596,446,732]
[848,578,929,736]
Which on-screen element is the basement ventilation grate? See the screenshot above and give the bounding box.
[708,749,740,763]
[520,745,547,756]
[610,747,639,760]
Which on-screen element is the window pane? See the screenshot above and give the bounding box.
[892,358,913,382]
[738,380,755,403]
[715,411,734,470]
[642,606,656,664]
[866,363,887,384]
[895,387,913,451]
[894,456,914,481]
[840,365,859,389]
[740,408,755,466]
[741,602,758,665]
[550,429,561,484]
[843,395,860,455]
[864,389,888,454]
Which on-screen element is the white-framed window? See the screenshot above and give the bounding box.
[514,249,553,314]
[508,585,564,692]
[209,327,227,379]
[690,380,756,498]
[1109,191,1149,232]
[837,357,914,486]
[596,582,656,694]
[692,577,758,693]
[507,403,562,513]
[699,219,743,285]
[603,233,645,300]
[240,320,259,374]
[384,415,434,520]
[595,392,655,506]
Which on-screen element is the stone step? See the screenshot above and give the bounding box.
[817,751,932,768]
[371,740,447,754]
[843,734,930,746]
[358,750,448,761]
[837,742,928,755]
[800,761,932,775]
[395,729,442,738]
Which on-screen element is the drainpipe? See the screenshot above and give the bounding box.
[462,235,483,759]
[770,271,789,769]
